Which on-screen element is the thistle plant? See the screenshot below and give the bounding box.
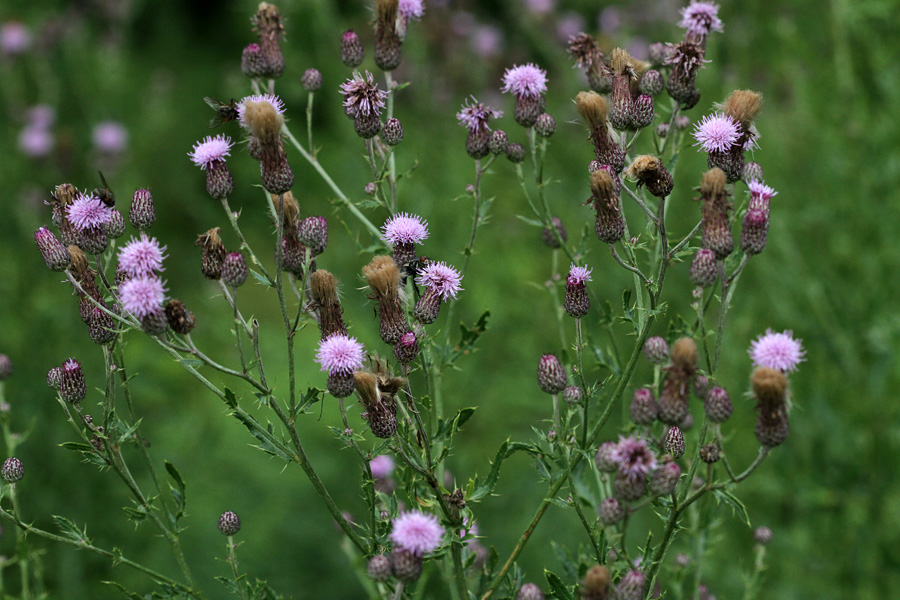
[2,1,808,599]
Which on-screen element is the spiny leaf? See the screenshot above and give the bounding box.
[713,488,751,526]
[545,570,575,600]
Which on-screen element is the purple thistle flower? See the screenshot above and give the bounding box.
[339,71,388,118]
[117,233,167,278]
[748,180,777,206]
[0,22,31,55]
[92,121,128,154]
[398,0,425,21]
[749,329,805,373]
[390,511,445,556]
[415,262,463,301]
[692,112,740,153]
[456,96,503,134]
[315,333,365,375]
[609,436,657,481]
[501,63,548,99]
[67,193,113,231]
[369,455,395,479]
[18,126,54,158]
[678,1,724,38]
[119,275,167,320]
[383,213,429,245]
[566,264,592,286]
[236,94,286,127]
[188,134,233,169]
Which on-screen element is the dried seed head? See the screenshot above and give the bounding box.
[723,90,763,130]
[589,168,616,205]
[581,565,611,597]
[243,100,285,148]
[626,154,673,197]
[252,3,285,78]
[671,337,699,369]
[608,47,636,77]
[576,91,609,132]
[363,255,401,300]
[196,228,226,280]
[165,299,196,335]
[701,168,728,197]
[751,366,788,404]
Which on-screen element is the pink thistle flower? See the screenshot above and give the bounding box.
[117,233,167,278]
[416,262,463,301]
[456,96,503,134]
[692,112,740,153]
[339,71,388,118]
[92,121,128,154]
[747,180,777,210]
[678,1,724,39]
[188,134,233,169]
[501,63,548,99]
[609,436,657,481]
[315,333,365,375]
[18,126,54,158]
[383,212,429,245]
[67,193,113,231]
[749,329,805,373]
[369,455,395,479]
[398,0,425,21]
[567,264,592,286]
[390,511,445,556]
[0,22,31,55]
[236,94,286,127]
[119,275,167,320]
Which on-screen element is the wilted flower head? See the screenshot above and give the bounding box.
[416,262,463,301]
[456,96,503,134]
[501,63,548,98]
[315,333,365,375]
[189,134,233,169]
[398,0,425,21]
[370,455,396,479]
[390,511,445,556]
[382,212,429,246]
[693,113,739,153]
[610,436,657,481]
[92,121,128,154]
[236,94,285,126]
[119,275,167,320]
[567,264,592,286]
[749,329,805,373]
[339,71,388,118]
[678,1,724,40]
[117,233,167,278]
[67,193,113,231]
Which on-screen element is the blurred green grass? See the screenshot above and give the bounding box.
[1,0,899,598]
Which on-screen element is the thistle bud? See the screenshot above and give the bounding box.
[537,354,567,394]
[741,208,769,255]
[0,355,12,380]
[252,2,285,78]
[196,228,226,280]
[562,385,584,405]
[382,117,404,146]
[704,386,733,422]
[664,426,685,458]
[614,471,646,501]
[129,188,155,230]
[221,252,248,288]
[104,209,126,239]
[367,555,392,581]
[1,458,24,483]
[614,570,644,600]
[754,526,773,545]
[690,248,719,287]
[534,113,556,137]
[34,227,71,271]
[541,217,567,248]
[88,307,117,345]
[374,0,402,71]
[597,497,624,526]
[742,162,764,183]
[648,43,671,66]
[341,30,365,67]
[640,70,664,96]
[393,331,420,365]
[217,511,241,536]
[630,388,659,425]
[699,442,720,463]
[595,442,618,472]
[241,43,267,78]
[489,130,509,155]
[694,374,710,398]
[60,358,86,404]
[644,337,670,364]
[141,310,169,336]
[390,547,423,583]
[649,461,681,495]
[47,366,62,389]
[506,142,526,163]
[298,216,328,256]
[301,68,322,92]
[516,583,545,600]
[465,130,490,160]
[656,122,670,138]
[165,299,196,335]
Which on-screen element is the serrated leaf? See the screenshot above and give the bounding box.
[297,387,323,412]
[224,387,239,409]
[232,410,292,462]
[52,515,88,543]
[545,570,575,600]
[435,407,476,442]
[116,418,143,444]
[60,442,95,453]
[250,268,272,287]
[469,441,541,502]
[124,505,149,523]
[713,488,751,526]
[215,576,241,595]
[449,311,490,362]
[165,461,186,519]
[102,580,145,600]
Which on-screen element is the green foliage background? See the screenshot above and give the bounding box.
[1,0,898,598]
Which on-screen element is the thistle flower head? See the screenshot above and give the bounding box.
[567,32,601,69]
[678,1,724,38]
[749,329,805,373]
[382,212,429,245]
[119,275,167,320]
[339,71,388,118]
[117,233,167,278]
[567,264,592,286]
[665,41,708,78]
[315,333,365,375]
[692,113,740,153]
[501,63,548,98]
[236,93,285,126]
[398,0,425,21]
[390,511,445,556]
[67,193,113,231]
[610,436,657,481]
[369,455,395,478]
[748,180,778,203]
[188,134,233,170]
[416,261,463,301]
[456,96,503,134]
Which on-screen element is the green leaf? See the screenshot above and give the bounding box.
[231,411,293,463]
[622,289,634,324]
[124,505,149,523]
[516,215,543,227]
[223,387,239,409]
[52,515,89,543]
[165,461,186,520]
[545,570,575,600]
[59,442,95,453]
[297,387,324,413]
[250,268,273,287]
[435,407,476,442]
[469,440,541,502]
[713,488,751,526]
[449,311,490,362]
[116,418,143,445]
[178,358,204,369]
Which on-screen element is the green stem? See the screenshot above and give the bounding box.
[8,485,30,600]
[227,536,249,600]
[269,194,298,412]
[220,196,274,286]
[306,91,316,161]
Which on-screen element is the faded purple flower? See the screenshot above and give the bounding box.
[236,93,285,128]
[315,333,365,375]
[26,105,56,128]
[92,121,128,154]
[119,275,167,320]
[524,0,555,16]
[456,96,503,134]
[501,63,548,98]
[556,12,587,44]
[692,113,740,153]
[339,71,388,118]
[370,455,396,479]
[117,233,167,278]
[188,134,233,169]
[398,0,425,21]
[678,1,724,39]
[610,436,657,481]
[390,511,445,556]
[67,193,113,231]
[383,212,429,245]
[416,262,463,301]
[471,25,504,58]
[749,329,805,373]
[18,126,53,158]
[0,22,31,55]
[566,264,592,286]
